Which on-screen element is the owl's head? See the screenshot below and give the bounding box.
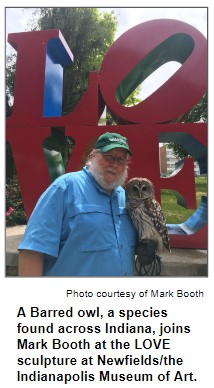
[125,177,155,200]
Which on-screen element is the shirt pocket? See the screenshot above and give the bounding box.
[119,207,137,247]
[69,204,116,252]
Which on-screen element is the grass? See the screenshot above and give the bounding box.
[161,177,207,224]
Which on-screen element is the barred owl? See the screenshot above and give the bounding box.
[125,178,170,253]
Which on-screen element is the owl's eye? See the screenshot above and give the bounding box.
[133,186,138,191]
[142,186,147,191]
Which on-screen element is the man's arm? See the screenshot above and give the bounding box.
[18,250,44,276]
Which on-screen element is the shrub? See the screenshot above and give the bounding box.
[6,174,27,226]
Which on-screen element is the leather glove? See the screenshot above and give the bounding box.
[136,239,158,265]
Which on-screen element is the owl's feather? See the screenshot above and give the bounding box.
[125,178,170,253]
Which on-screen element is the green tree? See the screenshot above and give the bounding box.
[185,92,207,123]
[6,52,16,116]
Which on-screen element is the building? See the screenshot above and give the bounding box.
[159,144,200,177]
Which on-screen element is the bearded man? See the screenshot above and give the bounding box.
[18,132,137,276]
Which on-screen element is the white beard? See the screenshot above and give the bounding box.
[88,158,128,191]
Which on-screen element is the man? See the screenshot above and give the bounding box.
[18,132,137,276]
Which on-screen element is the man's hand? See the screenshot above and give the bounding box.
[136,239,158,265]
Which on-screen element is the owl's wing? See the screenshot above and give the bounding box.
[148,200,171,252]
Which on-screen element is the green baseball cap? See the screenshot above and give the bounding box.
[94,132,133,156]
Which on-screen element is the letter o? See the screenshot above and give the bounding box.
[143,339,152,349]
[78,310,85,317]
[99,19,207,124]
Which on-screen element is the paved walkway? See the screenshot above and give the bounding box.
[6,226,207,277]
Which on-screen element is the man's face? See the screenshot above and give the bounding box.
[89,148,129,190]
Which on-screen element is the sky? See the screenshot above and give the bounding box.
[5,7,207,100]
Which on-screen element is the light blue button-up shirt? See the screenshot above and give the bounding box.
[18,167,137,276]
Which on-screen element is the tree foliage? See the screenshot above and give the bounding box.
[185,92,207,123]
[6,53,16,114]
